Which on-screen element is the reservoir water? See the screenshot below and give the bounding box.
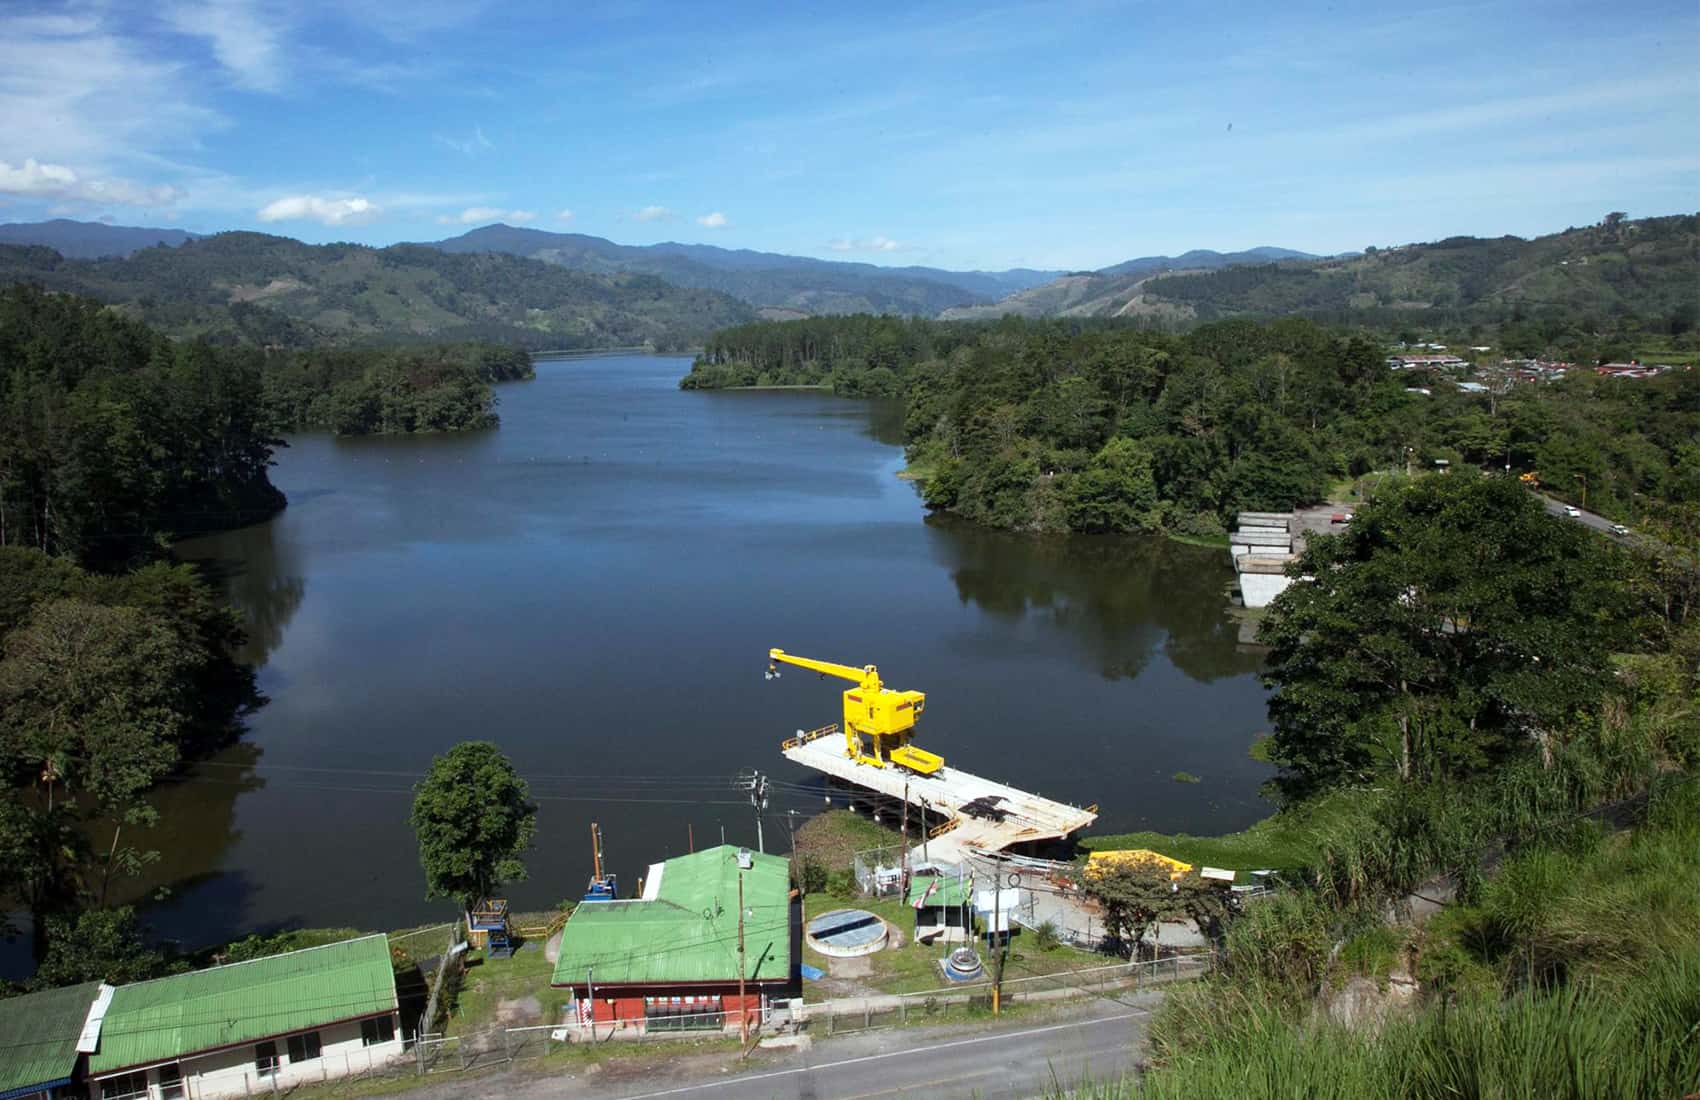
[108,353,1272,949]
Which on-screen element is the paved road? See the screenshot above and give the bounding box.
[1539,494,1620,536]
[406,998,1155,1100]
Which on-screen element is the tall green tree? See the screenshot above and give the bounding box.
[1259,477,1629,799]
[1082,863,1235,956]
[410,741,538,911]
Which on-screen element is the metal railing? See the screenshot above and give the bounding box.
[782,723,840,750]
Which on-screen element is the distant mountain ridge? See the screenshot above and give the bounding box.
[0,232,753,349]
[1135,214,1699,331]
[0,218,201,258]
[424,224,1065,316]
[942,217,1698,330]
[938,246,1322,321]
[1096,245,1318,277]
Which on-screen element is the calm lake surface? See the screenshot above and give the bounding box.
[98,354,1275,950]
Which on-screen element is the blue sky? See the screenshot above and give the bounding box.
[0,0,1694,270]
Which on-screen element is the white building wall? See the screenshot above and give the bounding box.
[1237,572,1293,609]
[93,1016,404,1100]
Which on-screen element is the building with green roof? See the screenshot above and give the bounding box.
[551,845,799,1034]
[0,980,102,1100]
[83,934,404,1100]
[908,869,976,943]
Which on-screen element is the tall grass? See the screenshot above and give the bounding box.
[1063,949,1700,1100]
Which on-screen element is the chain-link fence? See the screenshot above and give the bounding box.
[808,953,1213,1035]
[852,844,908,896]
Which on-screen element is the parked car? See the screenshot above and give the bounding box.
[1564,505,1581,517]
[1610,523,1630,536]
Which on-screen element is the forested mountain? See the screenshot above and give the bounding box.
[0,218,200,258]
[683,314,1700,537]
[946,215,1700,349]
[426,224,1062,315]
[1139,213,1699,338]
[1099,246,1318,277]
[937,247,1320,321]
[0,233,754,350]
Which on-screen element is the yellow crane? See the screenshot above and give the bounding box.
[767,648,944,774]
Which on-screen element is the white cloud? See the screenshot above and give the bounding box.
[0,157,181,206]
[829,235,905,253]
[696,211,729,228]
[433,206,536,225]
[555,208,575,223]
[164,0,288,94]
[635,205,674,222]
[0,11,225,167]
[437,126,494,156]
[257,194,382,226]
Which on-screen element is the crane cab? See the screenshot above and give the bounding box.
[768,648,944,774]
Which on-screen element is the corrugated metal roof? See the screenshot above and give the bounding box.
[88,934,396,1074]
[0,980,100,1097]
[907,874,973,908]
[551,845,791,987]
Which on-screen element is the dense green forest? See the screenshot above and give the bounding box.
[682,313,1700,534]
[0,231,754,350]
[1,288,534,565]
[1090,474,1700,1098]
[0,289,292,976]
[0,286,284,565]
[260,342,534,435]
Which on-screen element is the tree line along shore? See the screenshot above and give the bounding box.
[1,287,1694,1098]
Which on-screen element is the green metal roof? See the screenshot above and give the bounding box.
[907,873,973,908]
[88,934,397,1075]
[551,845,792,988]
[0,980,100,1097]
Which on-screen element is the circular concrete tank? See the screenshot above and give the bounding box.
[805,908,889,958]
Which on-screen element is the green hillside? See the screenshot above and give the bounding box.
[1140,213,1698,346]
[0,232,755,350]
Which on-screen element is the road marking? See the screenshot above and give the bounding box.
[613,1010,1150,1099]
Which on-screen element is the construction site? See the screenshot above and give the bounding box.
[768,648,1100,866]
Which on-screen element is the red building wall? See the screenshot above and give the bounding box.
[569,984,775,1032]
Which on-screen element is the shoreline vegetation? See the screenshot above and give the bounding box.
[680,314,1698,539]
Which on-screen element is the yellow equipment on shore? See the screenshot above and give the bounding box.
[1084,849,1194,881]
[767,648,944,774]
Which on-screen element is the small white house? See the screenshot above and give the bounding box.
[84,935,405,1100]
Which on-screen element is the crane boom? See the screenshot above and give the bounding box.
[768,649,880,690]
[765,647,941,774]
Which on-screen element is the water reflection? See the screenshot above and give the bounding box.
[98,744,266,913]
[929,518,1263,685]
[178,518,306,668]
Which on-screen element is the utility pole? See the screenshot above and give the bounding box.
[586,966,596,1040]
[991,879,1004,1015]
[784,809,799,853]
[900,778,910,891]
[740,771,769,853]
[736,869,748,1049]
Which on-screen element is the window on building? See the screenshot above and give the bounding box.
[255,1040,279,1077]
[100,1072,149,1100]
[644,994,723,1032]
[286,1030,322,1063]
[157,1062,185,1100]
[361,1015,396,1046]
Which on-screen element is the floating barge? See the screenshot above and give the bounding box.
[781,725,1097,862]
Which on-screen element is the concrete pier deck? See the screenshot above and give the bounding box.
[781,727,1097,863]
